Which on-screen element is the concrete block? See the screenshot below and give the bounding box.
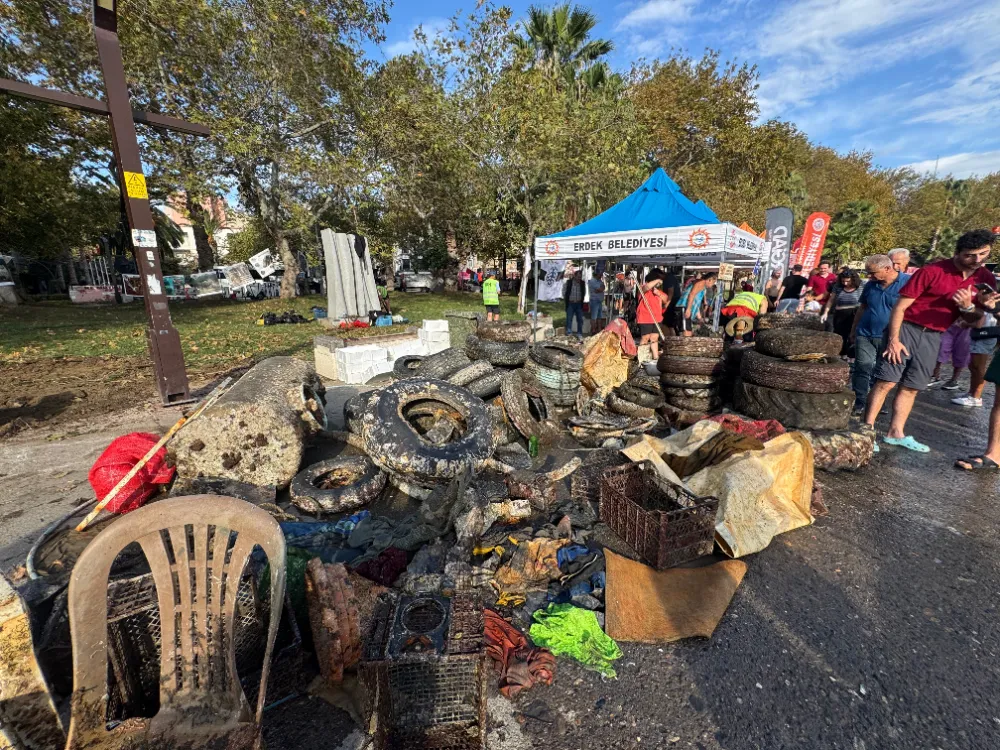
[422,319,449,332]
[314,345,339,380]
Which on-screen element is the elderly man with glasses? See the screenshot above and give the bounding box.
[848,254,911,413]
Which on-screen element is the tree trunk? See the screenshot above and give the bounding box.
[518,245,532,314]
[277,233,299,299]
[65,250,79,287]
[187,195,215,271]
[929,225,940,258]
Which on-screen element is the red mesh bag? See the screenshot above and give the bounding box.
[88,432,175,514]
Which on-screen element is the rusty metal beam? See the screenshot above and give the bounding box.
[0,77,211,137]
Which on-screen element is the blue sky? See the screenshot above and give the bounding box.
[371,0,1000,179]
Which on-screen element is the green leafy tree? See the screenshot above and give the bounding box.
[512,3,613,84]
[826,200,878,263]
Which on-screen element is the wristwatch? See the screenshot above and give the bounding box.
[959,304,976,313]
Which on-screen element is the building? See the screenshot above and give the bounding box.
[159,193,245,268]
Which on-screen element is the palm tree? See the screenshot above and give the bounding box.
[513,4,615,91]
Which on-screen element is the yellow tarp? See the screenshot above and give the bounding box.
[623,421,814,558]
[580,329,630,395]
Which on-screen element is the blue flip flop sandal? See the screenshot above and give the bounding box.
[883,435,930,453]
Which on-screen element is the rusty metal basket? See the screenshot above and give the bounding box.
[361,593,487,750]
[599,461,719,569]
[570,448,631,506]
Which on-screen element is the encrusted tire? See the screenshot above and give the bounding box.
[665,392,722,412]
[657,355,725,377]
[419,348,472,379]
[344,391,376,434]
[615,382,665,409]
[733,379,854,430]
[663,385,720,399]
[465,334,529,367]
[466,371,503,399]
[358,378,496,484]
[628,374,661,391]
[659,372,719,389]
[500,370,560,442]
[606,393,658,419]
[755,329,843,359]
[393,355,425,378]
[487,397,520,445]
[661,336,724,359]
[446,360,495,387]
[741,350,850,394]
[755,313,824,332]
[723,343,754,371]
[289,456,387,515]
[528,343,583,370]
[477,321,532,343]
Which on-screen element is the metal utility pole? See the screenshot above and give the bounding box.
[0,0,211,405]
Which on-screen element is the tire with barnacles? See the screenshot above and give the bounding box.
[289,456,387,515]
[393,355,425,379]
[500,370,560,442]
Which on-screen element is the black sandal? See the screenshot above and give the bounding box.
[954,455,1000,471]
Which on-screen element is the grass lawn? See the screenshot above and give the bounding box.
[1,291,566,374]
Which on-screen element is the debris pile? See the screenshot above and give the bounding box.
[4,311,875,749]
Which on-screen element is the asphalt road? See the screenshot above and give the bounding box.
[4,380,999,750]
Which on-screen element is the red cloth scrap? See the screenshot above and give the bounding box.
[484,609,556,698]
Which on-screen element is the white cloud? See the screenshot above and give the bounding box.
[617,0,698,29]
[384,18,449,58]
[904,150,1000,179]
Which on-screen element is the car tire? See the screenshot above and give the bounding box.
[755,329,843,359]
[418,348,472,379]
[657,354,725,376]
[343,391,376,434]
[741,350,850,394]
[606,392,658,419]
[466,371,504,399]
[659,372,719,389]
[500,370,560,442]
[446,360,495,387]
[466,334,529,367]
[393,355,425,379]
[755,312,824,332]
[664,392,722,412]
[477,321,532,342]
[289,456,387,515]
[358,378,496,484]
[615,382,665,409]
[660,336,724,358]
[733,379,854,430]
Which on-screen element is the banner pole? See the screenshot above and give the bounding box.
[712,246,725,332]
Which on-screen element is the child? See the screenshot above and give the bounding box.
[803,291,823,315]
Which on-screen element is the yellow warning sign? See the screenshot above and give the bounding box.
[123,171,148,200]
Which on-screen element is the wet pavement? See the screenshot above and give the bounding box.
[4,377,999,749]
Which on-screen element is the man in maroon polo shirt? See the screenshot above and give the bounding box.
[808,259,835,304]
[864,229,998,452]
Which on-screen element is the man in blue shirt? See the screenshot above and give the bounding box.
[849,253,911,412]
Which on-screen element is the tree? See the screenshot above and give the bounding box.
[826,200,878,263]
[512,3,614,87]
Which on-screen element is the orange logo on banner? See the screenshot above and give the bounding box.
[793,212,830,271]
[688,228,711,249]
[544,240,559,256]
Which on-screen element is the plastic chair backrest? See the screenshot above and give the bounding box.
[65,495,286,750]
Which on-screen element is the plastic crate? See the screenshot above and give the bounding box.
[599,461,719,569]
[361,593,486,750]
[570,448,631,506]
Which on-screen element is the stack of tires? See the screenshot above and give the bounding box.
[657,337,725,413]
[734,328,853,430]
[465,320,531,368]
[525,342,583,406]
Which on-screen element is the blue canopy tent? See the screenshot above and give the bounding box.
[530,169,766,329]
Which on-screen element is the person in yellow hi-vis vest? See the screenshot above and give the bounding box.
[482,270,501,322]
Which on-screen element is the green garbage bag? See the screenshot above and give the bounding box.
[529,603,623,678]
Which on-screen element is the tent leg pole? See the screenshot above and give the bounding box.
[712,251,725,333]
[532,256,538,334]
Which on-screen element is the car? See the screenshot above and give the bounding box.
[396,270,435,293]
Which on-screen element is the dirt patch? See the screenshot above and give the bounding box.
[0,357,158,440]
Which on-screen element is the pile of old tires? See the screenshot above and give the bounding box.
[606,373,664,420]
[656,336,725,413]
[734,327,853,430]
[525,342,583,406]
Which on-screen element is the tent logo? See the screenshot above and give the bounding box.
[544,240,560,256]
[688,229,711,249]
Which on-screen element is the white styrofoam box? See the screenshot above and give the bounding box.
[418,330,451,345]
[421,319,449,332]
[385,337,425,360]
[335,344,386,370]
[314,345,339,380]
[425,341,450,355]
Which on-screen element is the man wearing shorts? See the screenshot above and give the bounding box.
[864,229,998,452]
[482,270,501,322]
[587,271,606,333]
